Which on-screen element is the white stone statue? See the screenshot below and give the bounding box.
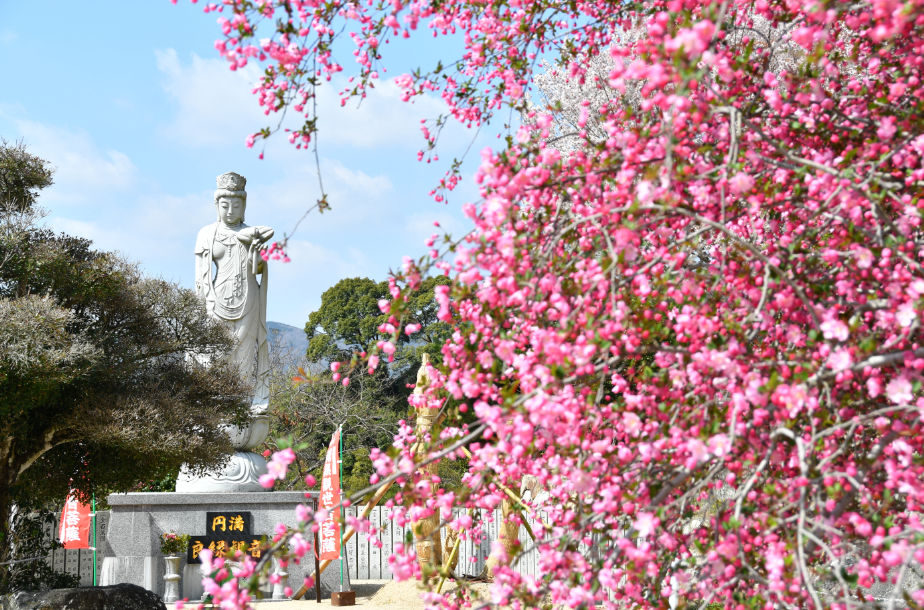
[176,172,275,493]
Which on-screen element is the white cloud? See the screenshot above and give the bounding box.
[126,192,216,273]
[0,111,197,272]
[48,191,215,283]
[251,158,396,236]
[4,109,425,305]
[155,48,265,148]
[325,158,393,195]
[47,217,105,243]
[154,48,460,153]
[10,119,139,206]
[314,78,450,150]
[267,239,374,323]
[0,54,479,329]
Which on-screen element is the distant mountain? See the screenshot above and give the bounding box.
[267,321,309,357]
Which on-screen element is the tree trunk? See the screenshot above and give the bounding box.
[0,451,15,587]
[0,431,68,568]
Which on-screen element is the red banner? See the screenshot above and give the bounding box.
[59,493,91,549]
[318,429,341,561]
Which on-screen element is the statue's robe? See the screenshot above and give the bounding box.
[194,221,269,412]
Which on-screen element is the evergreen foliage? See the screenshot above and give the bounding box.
[269,275,456,496]
[0,139,252,568]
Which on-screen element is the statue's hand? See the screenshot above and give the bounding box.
[234,226,274,247]
[235,228,256,246]
[252,226,275,244]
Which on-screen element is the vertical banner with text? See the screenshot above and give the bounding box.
[318,429,341,561]
[59,493,91,549]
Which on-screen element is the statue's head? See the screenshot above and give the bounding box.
[214,172,247,224]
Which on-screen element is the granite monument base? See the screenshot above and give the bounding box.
[99,491,351,601]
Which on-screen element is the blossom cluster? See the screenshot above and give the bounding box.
[259,241,290,263]
[179,0,924,608]
[259,447,297,488]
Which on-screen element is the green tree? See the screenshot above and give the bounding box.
[270,276,454,497]
[304,277,389,362]
[390,275,453,384]
[263,346,401,495]
[304,275,451,379]
[0,140,251,570]
[0,137,53,213]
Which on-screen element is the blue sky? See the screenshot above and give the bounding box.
[0,0,500,327]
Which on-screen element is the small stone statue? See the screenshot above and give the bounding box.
[413,353,432,396]
[177,172,275,493]
[411,353,443,565]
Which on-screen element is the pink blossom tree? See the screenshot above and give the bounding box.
[178,0,924,609]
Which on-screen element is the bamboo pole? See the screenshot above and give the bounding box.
[436,509,470,594]
[435,449,544,592]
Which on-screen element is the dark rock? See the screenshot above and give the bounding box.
[0,583,166,610]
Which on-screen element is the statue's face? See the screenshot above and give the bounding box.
[217,196,245,225]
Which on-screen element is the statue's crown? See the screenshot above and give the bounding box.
[216,172,246,191]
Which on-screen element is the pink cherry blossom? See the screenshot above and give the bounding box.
[826,348,853,372]
[820,317,849,342]
[897,302,918,327]
[877,116,897,141]
[855,247,874,269]
[728,172,755,195]
[886,376,914,405]
[633,513,657,537]
[707,434,731,457]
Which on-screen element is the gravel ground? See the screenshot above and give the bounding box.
[249,579,439,609]
[178,580,395,609]
[178,578,495,610]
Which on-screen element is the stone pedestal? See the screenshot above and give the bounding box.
[99,491,350,601]
[176,415,271,493]
[176,451,269,493]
